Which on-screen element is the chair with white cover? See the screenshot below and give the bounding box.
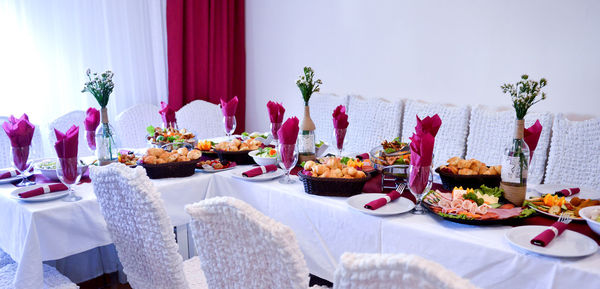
[90,164,207,289]
[114,104,162,148]
[185,196,328,289]
[309,93,349,149]
[401,100,471,169]
[466,106,553,185]
[0,248,79,289]
[176,100,222,139]
[333,253,478,289]
[49,111,93,157]
[544,114,600,187]
[345,95,403,154]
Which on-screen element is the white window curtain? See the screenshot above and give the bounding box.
[0,0,168,156]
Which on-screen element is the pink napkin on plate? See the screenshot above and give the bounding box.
[159,101,177,128]
[364,190,402,210]
[530,221,568,247]
[267,101,285,123]
[524,120,542,160]
[54,126,79,183]
[84,107,100,150]
[0,169,20,179]
[556,188,580,197]
[19,183,68,198]
[243,165,277,177]
[220,96,239,117]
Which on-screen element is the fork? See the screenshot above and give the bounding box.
[396,183,406,194]
[558,213,572,225]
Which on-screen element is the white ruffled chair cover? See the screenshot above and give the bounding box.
[333,253,478,289]
[114,104,162,148]
[309,93,349,149]
[345,95,403,154]
[185,196,327,289]
[401,100,471,168]
[0,249,78,289]
[90,164,207,289]
[544,114,600,187]
[48,111,93,157]
[176,100,223,140]
[466,106,553,184]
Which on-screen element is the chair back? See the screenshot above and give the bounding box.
[49,110,92,157]
[466,106,553,184]
[545,114,600,187]
[90,164,189,289]
[185,196,310,289]
[309,93,349,150]
[176,100,222,139]
[345,95,403,154]
[114,104,162,148]
[333,253,479,289]
[402,100,471,168]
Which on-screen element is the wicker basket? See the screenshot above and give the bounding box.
[297,171,371,197]
[215,150,256,165]
[435,167,501,190]
[141,159,200,179]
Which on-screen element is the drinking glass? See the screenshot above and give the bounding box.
[334,128,347,157]
[85,130,96,154]
[408,164,433,214]
[56,157,86,202]
[11,146,35,187]
[223,116,236,140]
[278,143,298,184]
[271,122,282,147]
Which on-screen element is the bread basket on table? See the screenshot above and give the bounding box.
[215,150,256,165]
[435,167,501,190]
[297,171,371,197]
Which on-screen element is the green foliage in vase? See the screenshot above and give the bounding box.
[501,74,547,120]
[296,66,322,106]
[82,69,114,108]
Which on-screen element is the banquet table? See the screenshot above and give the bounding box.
[1,166,599,289]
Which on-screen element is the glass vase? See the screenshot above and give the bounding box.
[500,119,530,206]
[95,108,118,165]
[298,105,316,163]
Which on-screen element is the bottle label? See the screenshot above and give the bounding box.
[299,133,315,154]
[501,156,527,183]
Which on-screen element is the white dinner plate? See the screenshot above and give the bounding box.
[0,175,22,184]
[10,184,69,202]
[529,184,600,200]
[505,225,598,258]
[346,194,415,216]
[230,168,284,181]
[195,165,237,173]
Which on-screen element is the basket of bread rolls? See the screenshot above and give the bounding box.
[297,157,370,197]
[140,147,202,179]
[435,157,501,190]
[213,138,261,165]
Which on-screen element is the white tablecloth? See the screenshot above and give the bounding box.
[0,172,212,289]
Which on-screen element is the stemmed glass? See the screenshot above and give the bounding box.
[334,128,347,157]
[85,129,97,155]
[11,146,35,187]
[278,142,298,184]
[408,164,433,214]
[223,116,236,140]
[271,122,282,147]
[56,157,86,202]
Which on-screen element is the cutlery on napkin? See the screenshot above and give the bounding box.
[19,183,68,198]
[364,183,407,210]
[530,214,572,247]
[159,101,177,129]
[243,165,277,177]
[84,107,100,150]
[524,120,542,160]
[556,188,580,197]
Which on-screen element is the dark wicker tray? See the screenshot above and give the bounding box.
[141,159,200,179]
[297,171,371,197]
[435,167,501,190]
[215,150,256,165]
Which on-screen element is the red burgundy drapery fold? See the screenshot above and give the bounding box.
[167,0,246,132]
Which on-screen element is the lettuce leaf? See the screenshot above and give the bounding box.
[438,212,474,220]
[146,125,155,135]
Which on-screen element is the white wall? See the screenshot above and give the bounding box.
[245,0,600,131]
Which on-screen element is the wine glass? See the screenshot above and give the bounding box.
[271,122,282,147]
[278,142,298,184]
[223,116,236,140]
[11,146,35,187]
[56,157,86,202]
[85,130,97,155]
[334,128,347,157]
[408,164,433,214]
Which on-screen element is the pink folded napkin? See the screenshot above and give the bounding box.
[2,114,35,147]
[415,114,442,137]
[278,117,299,169]
[243,165,277,177]
[556,188,580,197]
[333,105,349,150]
[0,169,20,179]
[524,120,542,160]
[267,101,285,123]
[531,221,568,247]
[408,114,441,195]
[19,183,68,198]
[364,190,402,210]
[54,126,79,183]
[84,107,100,150]
[220,96,239,117]
[159,101,177,128]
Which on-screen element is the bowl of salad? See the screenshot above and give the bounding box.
[241,131,272,145]
[35,159,59,181]
[579,206,600,236]
[248,147,278,166]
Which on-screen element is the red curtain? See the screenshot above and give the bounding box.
[167,0,246,132]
